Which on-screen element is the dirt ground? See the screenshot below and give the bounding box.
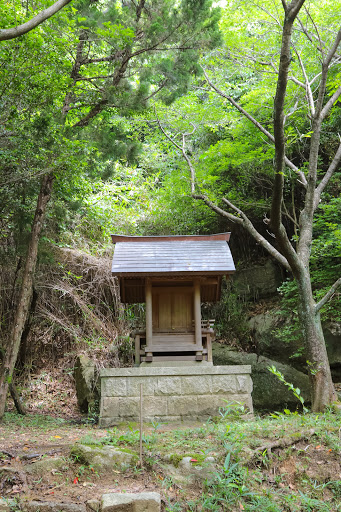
[0,420,196,508]
[1,369,341,511]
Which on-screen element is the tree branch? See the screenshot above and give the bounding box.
[193,194,291,271]
[203,68,308,187]
[155,110,197,193]
[320,83,341,121]
[314,139,341,208]
[270,0,304,274]
[315,278,341,313]
[292,45,315,116]
[0,0,72,41]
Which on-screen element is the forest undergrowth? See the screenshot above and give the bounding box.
[0,404,340,511]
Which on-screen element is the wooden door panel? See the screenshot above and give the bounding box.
[171,292,193,331]
[152,286,194,332]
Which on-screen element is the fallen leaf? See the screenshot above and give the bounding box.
[54,436,62,439]
[315,445,321,449]
[73,477,78,484]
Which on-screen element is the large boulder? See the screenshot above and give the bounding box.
[161,455,217,487]
[212,343,311,410]
[324,322,341,381]
[233,260,283,300]
[74,354,99,413]
[70,444,138,472]
[247,312,341,381]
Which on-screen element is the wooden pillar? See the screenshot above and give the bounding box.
[145,278,153,361]
[194,278,203,360]
[134,334,141,366]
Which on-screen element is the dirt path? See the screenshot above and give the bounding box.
[0,416,199,509]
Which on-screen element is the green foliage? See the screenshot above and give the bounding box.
[207,281,251,343]
[267,365,308,414]
[274,197,341,347]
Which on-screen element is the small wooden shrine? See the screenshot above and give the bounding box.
[111,233,236,364]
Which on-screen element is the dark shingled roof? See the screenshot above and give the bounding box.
[111,238,235,276]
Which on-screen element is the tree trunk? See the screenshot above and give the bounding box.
[9,381,26,415]
[296,269,337,411]
[0,173,54,419]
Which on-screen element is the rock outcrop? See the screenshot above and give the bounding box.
[74,354,99,413]
[212,343,311,410]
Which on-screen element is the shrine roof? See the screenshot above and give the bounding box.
[111,233,235,276]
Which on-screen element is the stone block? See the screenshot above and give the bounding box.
[167,396,198,416]
[127,376,155,396]
[143,396,167,416]
[181,376,212,395]
[196,395,222,416]
[24,502,86,512]
[216,393,254,414]
[155,376,182,395]
[99,417,118,428]
[86,500,100,512]
[101,492,160,512]
[236,375,253,393]
[101,377,127,397]
[119,397,140,418]
[211,375,237,394]
[100,397,119,418]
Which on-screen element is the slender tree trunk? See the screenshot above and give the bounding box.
[9,381,26,415]
[0,173,54,419]
[296,269,337,411]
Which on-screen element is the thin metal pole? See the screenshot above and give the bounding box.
[139,382,143,468]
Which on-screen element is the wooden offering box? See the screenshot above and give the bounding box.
[111,233,236,364]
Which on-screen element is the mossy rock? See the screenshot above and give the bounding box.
[70,444,138,472]
[25,457,68,476]
[169,453,206,468]
[162,454,217,486]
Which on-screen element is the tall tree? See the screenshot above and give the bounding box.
[0,0,220,418]
[157,0,341,411]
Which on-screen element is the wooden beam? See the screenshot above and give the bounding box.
[135,334,141,366]
[145,278,153,360]
[194,279,203,359]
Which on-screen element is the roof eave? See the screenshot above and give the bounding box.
[112,270,235,277]
[111,233,231,243]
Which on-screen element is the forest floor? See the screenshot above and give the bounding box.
[0,371,341,511]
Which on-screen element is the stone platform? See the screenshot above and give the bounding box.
[99,365,253,426]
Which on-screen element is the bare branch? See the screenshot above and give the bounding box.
[314,139,341,208]
[0,0,72,41]
[154,111,182,152]
[303,6,324,58]
[323,27,341,68]
[193,194,291,271]
[155,109,196,193]
[320,84,341,121]
[203,68,308,187]
[315,278,341,313]
[292,45,315,115]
